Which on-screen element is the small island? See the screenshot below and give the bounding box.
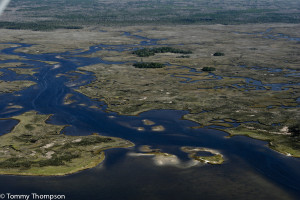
[142,119,155,126]
[202,67,216,72]
[133,47,192,57]
[213,52,225,56]
[181,146,225,165]
[137,145,180,166]
[0,111,134,176]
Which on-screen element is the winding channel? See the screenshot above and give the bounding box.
[0,31,300,199]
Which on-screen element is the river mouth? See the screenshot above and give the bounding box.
[0,27,299,199]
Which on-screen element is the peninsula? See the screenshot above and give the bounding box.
[0,111,134,176]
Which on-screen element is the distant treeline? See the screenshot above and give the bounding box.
[133,62,165,68]
[1,0,299,31]
[0,22,82,31]
[133,47,192,57]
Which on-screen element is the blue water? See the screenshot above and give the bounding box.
[0,32,299,200]
[0,119,19,135]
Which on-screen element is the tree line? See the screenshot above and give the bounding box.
[133,47,192,57]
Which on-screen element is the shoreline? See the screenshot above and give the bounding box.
[0,111,135,177]
[0,143,135,177]
[108,106,300,158]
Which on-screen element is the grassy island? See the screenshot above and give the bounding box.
[0,111,134,176]
[0,80,36,94]
[133,47,192,57]
[136,145,180,166]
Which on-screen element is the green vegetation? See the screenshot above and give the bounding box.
[0,111,134,176]
[1,0,298,30]
[228,126,300,157]
[133,62,165,68]
[213,52,225,56]
[133,47,192,57]
[0,153,80,169]
[75,137,113,146]
[202,67,216,72]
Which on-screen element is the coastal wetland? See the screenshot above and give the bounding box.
[0,24,299,199]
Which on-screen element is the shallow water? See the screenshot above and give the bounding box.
[0,32,299,200]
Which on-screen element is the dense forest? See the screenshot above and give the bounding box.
[133,47,192,57]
